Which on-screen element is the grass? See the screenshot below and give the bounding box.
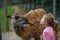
[0,5,26,32]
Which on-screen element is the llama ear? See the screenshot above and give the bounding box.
[7,15,11,18]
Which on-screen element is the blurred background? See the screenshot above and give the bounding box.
[0,0,60,40]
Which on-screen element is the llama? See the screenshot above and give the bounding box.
[11,8,46,40]
[9,8,58,40]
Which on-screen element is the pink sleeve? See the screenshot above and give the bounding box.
[43,32,51,40]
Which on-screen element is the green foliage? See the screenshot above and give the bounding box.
[0,5,25,32]
[0,6,14,32]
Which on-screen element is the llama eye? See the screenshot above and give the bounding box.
[15,16,19,20]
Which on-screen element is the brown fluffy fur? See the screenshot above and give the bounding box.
[13,9,58,40]
[14,8,46,40]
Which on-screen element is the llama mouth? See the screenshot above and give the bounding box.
[14,23,28,31]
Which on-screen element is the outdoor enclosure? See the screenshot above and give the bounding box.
[0,0,60,40]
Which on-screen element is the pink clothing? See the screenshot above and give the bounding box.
[43,26,55,40]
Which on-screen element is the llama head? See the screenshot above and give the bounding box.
[11,14,30,31]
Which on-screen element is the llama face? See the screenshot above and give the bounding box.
[11,15,29,31]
